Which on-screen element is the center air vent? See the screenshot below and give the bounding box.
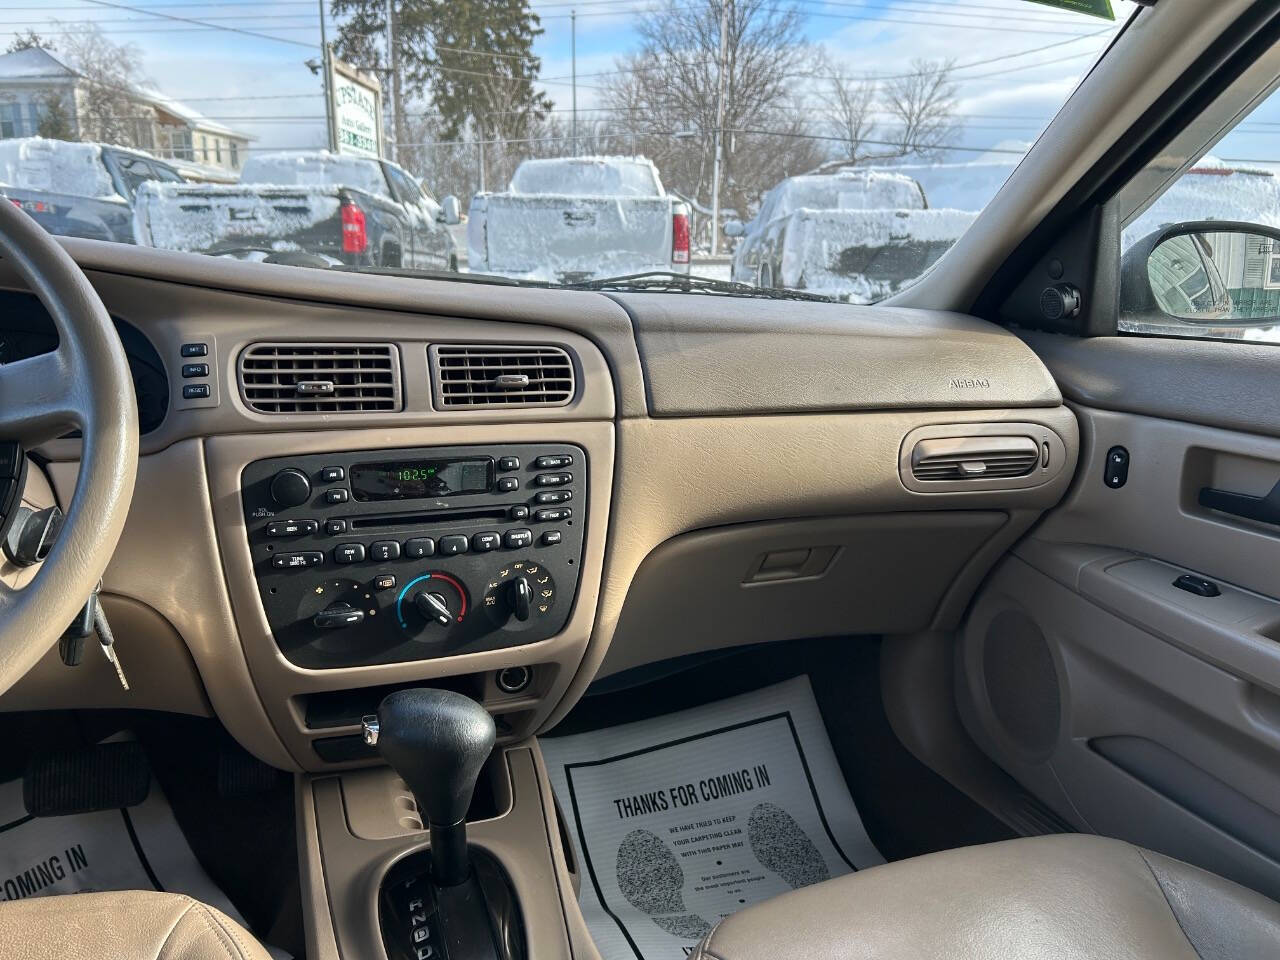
[911,436,1040,481]
[430,344,575,408]
[239,342,401,414]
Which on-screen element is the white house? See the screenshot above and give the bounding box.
[0,46,252,179]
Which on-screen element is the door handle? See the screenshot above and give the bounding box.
[1199,478,1280,526]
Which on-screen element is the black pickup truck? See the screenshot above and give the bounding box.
[134,151,461,270]
[0,138,185,244]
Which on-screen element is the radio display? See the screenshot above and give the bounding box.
[350,457,493,501]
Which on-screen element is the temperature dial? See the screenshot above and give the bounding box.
[482,559,556,628]
[395,571,468,633]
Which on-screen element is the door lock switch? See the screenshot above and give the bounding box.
[1173,574,1220,598]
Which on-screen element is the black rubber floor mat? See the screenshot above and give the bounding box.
[24,741,151,817]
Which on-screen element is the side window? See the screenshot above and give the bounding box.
[148,162,186,184]
[385,166,421,206]
[114,155,157,196]
[1119,77,1280,342]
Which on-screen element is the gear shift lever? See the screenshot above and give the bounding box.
[367,688,496,886]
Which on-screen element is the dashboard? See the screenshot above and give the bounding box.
[0,240,1079,773]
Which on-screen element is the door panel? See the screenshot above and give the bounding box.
[958,344,1280,901]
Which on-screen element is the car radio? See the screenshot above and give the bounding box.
[240,443,585,668]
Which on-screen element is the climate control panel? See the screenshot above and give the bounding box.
[240,444,585,668]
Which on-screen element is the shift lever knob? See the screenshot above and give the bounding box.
[370,688,496,885]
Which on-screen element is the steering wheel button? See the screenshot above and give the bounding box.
[334,543,365,564]
[438,535,469,556]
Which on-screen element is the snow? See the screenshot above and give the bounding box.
[758,170,926,225]
[239,152,390,199]
[1123,160,1280,247]
[135,86,245,139]
[134,181,341,253]
[780,207,978,301]
[0,137,120,200]
[0,47,76,79]
[508,156,663,198]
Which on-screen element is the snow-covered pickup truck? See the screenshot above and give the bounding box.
[0,137,185,244]
[134,151,461,269]
[466,156,691,281]
[725,169,977,302]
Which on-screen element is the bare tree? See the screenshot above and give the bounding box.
[820,68,876,165]
[56,22,154,149]
[601,0,823,223]
[881,58,958,161]
[6,30,55,53]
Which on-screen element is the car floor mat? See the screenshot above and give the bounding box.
[615,828,714,940]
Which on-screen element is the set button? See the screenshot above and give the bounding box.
[534,490,571,504]
[265,519,318,537]
[180,342,208,357]
[334,543,366,564]
[533,472,572,487]
[534,455,573,469]
[272,551,323,569]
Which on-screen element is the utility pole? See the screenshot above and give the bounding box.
[710,0,730,256]
[318,0,335,151]
[384,0,399,162]
[571,10,578,156]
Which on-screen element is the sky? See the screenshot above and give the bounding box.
[3,0,1279,170]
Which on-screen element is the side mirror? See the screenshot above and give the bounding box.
[722,219,745,239]
[440,195,462,226]
[1124,221,1280,325]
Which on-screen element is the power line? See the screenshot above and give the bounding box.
[77,0,319,47]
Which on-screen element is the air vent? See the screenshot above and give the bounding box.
[911,436,1040,482]
[239,342,401,414]
[430,344,575,408]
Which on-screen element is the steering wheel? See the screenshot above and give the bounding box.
[0,200,138,695]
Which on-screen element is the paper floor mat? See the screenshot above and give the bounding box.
[0,771,246,924]
[541,676,884,960]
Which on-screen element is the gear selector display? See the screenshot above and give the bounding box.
[240,443,585,668]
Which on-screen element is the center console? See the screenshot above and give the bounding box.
[241,443,586,668]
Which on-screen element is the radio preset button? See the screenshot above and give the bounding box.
[439,535,469,556]
[534,490,571,504]
[404,537,435,558]
[541,531,563,546]
[325,489,350,504]
[534,507,571,522]
[497,456,520,471]
[533,472,572,487]
[509,505,530,520]
[370,540,401,562]
[320,466,345,482]
[334,543,366,564]
[496,477,520,492]
[266,519,318,537]
[272,551,323,569]
[325,518,348,535]
[503,528,533,549]
[534,455,573,469]
[472,532,501,552]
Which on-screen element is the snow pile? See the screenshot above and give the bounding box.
[780,207,977,301]
[240,152,390,199]
[509,157,663,198]
[134,181,341,253]
[0,137,119,200]
[1124,163,1280,247]
[470,193,674,281]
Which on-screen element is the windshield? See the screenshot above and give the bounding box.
[0,0,1144,300]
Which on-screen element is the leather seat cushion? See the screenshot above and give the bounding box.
[0,890,272,960]
[691,835,1280,960]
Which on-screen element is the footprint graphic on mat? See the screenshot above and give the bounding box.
[616,828,714,940]
[747,802,830,889]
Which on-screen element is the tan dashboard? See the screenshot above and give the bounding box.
[0,242,1079,771]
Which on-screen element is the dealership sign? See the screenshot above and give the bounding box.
[327,51,384,159]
